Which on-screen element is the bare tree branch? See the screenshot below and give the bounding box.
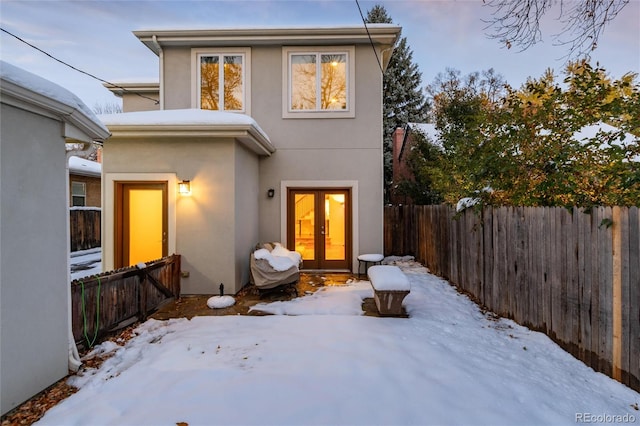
[483,0,630,58]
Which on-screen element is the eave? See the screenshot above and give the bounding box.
[134,25,401,68]
[1,79,111,143]
[105,124,276,156]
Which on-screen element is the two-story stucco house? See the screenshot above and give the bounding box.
[100,25,401,295]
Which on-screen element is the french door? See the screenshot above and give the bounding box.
[287,188,351,269]
[114,182,168,268]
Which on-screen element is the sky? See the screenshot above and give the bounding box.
[39,258,639,425]
[1,0,639,112]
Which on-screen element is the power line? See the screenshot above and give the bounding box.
[0,27,160,105]
[355,0,385,75]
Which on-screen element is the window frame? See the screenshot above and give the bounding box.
[191,47,251,114]
[71,181,86,207]
[282,46,355,119]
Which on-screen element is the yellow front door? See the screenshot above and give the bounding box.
[115,182,168,268]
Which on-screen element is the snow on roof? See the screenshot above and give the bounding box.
[0,61,109,138]
[69,156,101,177]
[99,109,274,155]
[99,108,260,128]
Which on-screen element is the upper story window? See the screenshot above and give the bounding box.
[192,48,251,113]
[283,46,355,119]
[71,181,86,207]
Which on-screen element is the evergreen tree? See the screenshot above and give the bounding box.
[366,4,429,202]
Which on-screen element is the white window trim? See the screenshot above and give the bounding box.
[191,47,251,115]
[282,46,355,119]
[71,181,86,206]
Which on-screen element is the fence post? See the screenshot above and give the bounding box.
[138,273,147,321]
[612,206,622,381]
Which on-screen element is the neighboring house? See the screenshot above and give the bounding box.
[390,123,439,205]
[69,156,101,207]
[0,61,109,415]
[101,25,401,295]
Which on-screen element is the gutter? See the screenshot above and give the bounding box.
[151,35,164,109]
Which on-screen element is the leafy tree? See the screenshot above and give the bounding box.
[366,4,429,202]
[427,62,640,207]
[484,0,631,58]
[396,129,444,205]
[425,68,509,204]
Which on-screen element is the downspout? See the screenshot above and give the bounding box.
[152,35,164,109]
[65,141,94,372]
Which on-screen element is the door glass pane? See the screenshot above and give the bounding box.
[128,189,163,266]
[223,55,243,111]
[200,56,220,110]
[324,193,345,260]
[294,193,315,261]
[290,54,316,110]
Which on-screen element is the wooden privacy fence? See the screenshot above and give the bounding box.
[71,254,181,349]
[384,205,639,392]
[70,208,101,252]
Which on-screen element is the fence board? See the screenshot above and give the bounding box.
[383,204,639,392]
[627,207,640,390]
[70,209,101,251]
[617,207,629,383]
[578,208,592,367]
[71,255,181,348]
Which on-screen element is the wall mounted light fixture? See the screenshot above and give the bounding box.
[267,188,275,198]
[178,180,191,196]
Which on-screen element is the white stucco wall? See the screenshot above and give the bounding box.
[102,137,261,294]
[253,44,384,265]
[157,43,384,270]
[0,104,69,414]
[234,143,260,289]
[117,27,397,274]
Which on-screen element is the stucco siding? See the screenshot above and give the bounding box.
[122,91,160,112]
[162,47,191,110]
[252,44,384,259]
[234,143,260,290]
[102,137,256,294]
[259,147,383,264]
[0,104,69,414]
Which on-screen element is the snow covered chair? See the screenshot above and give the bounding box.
[250,242,302,295]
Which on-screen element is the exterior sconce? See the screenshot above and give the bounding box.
[178,180,191,196]
[267,188,275,198]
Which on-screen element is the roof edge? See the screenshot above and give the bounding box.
[134,25,401,56]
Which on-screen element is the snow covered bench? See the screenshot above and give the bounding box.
[367,265,410,316]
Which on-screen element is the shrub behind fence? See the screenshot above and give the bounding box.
[384,205,639,392]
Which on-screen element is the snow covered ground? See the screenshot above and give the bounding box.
[70,248,102,281]
[43,259,639,425]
